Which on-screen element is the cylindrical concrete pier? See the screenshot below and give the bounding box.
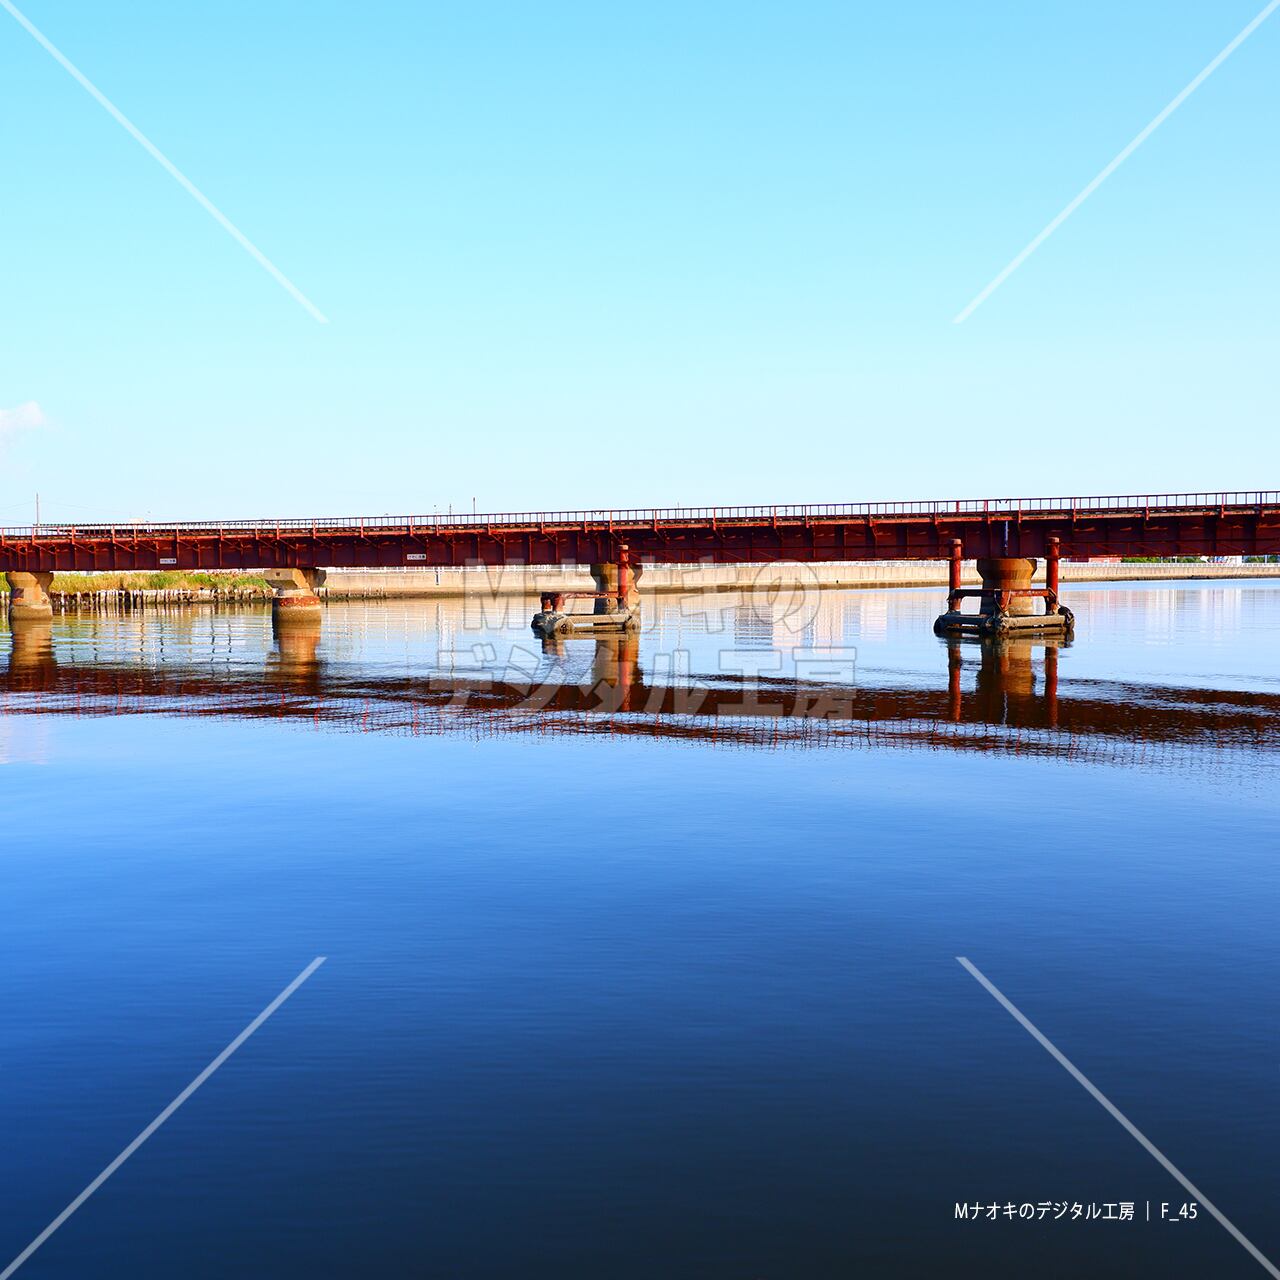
[263,568,325,623]
[6,571,54,623]
[935,554,1073,637]
[589,554,642,616]
[535,551,644,635]
[975,558,1038,617]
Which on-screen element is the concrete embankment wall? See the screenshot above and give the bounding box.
[324,561,1280,599]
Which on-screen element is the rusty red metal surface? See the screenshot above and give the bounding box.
[2,491,1277,572]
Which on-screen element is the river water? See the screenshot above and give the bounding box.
[1,579,1277,1278]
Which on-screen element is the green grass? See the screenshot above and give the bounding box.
[48,571,271,593]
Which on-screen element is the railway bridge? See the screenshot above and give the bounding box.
[3,490,1277,637]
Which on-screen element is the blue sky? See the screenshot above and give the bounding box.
[0,1,1276,522]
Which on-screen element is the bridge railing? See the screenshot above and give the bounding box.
[3,491,1277,539]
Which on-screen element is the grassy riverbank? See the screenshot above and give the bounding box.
[49,571,272,593]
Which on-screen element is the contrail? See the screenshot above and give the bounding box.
[0,0,328,322]
[954,0,1280,323]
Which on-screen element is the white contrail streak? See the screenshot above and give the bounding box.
[0,0,328,322]
[954,0,1280,323]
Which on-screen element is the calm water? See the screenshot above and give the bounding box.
[2,580,1278,1278]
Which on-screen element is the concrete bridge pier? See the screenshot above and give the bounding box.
[263,568,325,624]
[975,557,1039,618]
[590,548,642,623]
[934,538,1073,637]
[6,571,54,623]
[531,545,642,634]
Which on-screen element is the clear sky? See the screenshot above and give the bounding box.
[1,0,1276,523]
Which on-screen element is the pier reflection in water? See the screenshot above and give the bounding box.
[949,636,1062,728]
[2,599,1277,778]
[6,619,55,678]
[2,582,1280,1280]
[266,617,324,687]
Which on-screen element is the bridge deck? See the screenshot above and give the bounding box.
[2,491,1277,572]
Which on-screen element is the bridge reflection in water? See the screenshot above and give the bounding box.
[3,620,1276,775]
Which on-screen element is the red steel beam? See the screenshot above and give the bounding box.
[1,492,1277,572]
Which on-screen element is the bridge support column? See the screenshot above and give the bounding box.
[590,547,642,619]
[934,542,1073,637]
[6,571,54,623]
[531,546,642,635]
[976,557,1039,619]
[263,568,325,624]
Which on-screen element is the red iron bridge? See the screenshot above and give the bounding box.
[2,490,1277,570]
[2,490,1277,635]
